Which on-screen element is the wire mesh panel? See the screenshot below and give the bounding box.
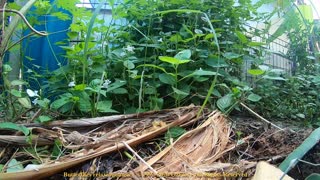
[243,24,293,81]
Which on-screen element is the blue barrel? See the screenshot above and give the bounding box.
[23,4,72,90]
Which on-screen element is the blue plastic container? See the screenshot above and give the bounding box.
[23,6,72,90]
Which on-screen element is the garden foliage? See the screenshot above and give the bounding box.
[0,0,319,128]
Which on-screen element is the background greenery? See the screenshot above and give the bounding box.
[0,0,319,127]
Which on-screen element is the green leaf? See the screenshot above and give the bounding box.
[204,33,215,40]
[223,52,242,60]
[7,159,24,173]
[109,88,128,94]
[205,56,229,68]
[165,127,186,144]
[217,94,234,111]
[247,93,262,102]
[106,80,127,92]
[296,113,305,119]
[159,56,190,65]
[78,93,91,112]
[3,64,12,72]
[248,41,266,46]
[248,69,265,76]
[172,87,189,96]
[74,84,86,91]
[36,116,52,123]
[193,69,221,76]
[236,31,248,43]
[262,75,286,81]
[169,34,183,42]
[123,60,135,70]
[18,97,32,109]
[0,122,30,136]
[97,101,118,113]
[37,98,50,109]
[174,49,191,60]
[159,73,176,85]
[52,139,63,159]
[51,94,72,109]
[10,80,27,86]
[51,12,70,20]
[10,89,22,97]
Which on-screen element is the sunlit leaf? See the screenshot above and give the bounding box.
[159,56,190,65]
[18,97,32,109]
[248,69,265,76]
[236,31,248,43]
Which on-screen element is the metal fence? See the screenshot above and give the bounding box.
[243,24,292,81]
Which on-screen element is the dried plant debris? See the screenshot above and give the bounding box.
[0,105,207,180]
[0,106,316,180]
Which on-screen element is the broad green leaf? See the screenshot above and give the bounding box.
[247,93,262,102]
[123,60,135,70]
[217,94,234,110]
[78,92,91,112]
[51,12,70,20]
[150,97,163,110]
[174,49,191,60]
[205,56,229,68]
[204,33,215,40]
[296,113,305,119]
[248,69,265,76]
[159,56,190,65]
[165,127,186,144]
[36,116,52,123]
[3,64,12,72]
[97,101,118,113]
[78,99,91,112]
[236,31,248,43]
[159,73,176,85]
[10,89,22,97]
[106,80,127,92]
[172,87,189,96]
[7,159,24,173]
[169,34,183,42]
[10,80,27,86]
[51,97,71,110]
[0,122,30,136]
[74,84,86,91]
[109,88,128,94]
[18,97,32,109]
[223,52,242,60]
[262,75,286,81]
[212,89,222,97]
[193,69,221,76]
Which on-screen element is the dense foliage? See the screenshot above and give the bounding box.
[0,0,319,127]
